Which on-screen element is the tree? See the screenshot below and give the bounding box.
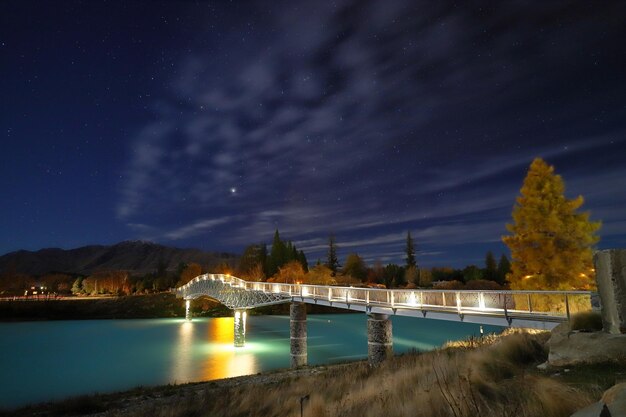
[405,231,416,268]
[268,261,305,283]
[404,265,419,286]
[179,263,202,286]
[71,277,83,295]
[484,251,497,281]
[462,265,483,282]
[502,158,600,290]
[326,234,339,276]
[244,263,265,281]
[497,255,511,285]
[342,253,367,281]
[383,264,405,288]
[418,268,433,287]
[306,264,335,284]
[298,250,309,272]
[367,260,384,285]
[239,244,266,278]
[268,230,287,277]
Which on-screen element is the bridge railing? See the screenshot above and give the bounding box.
[179,274,595,321]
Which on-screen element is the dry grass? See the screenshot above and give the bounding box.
[97,330,598,417]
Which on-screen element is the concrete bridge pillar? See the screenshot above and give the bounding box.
[290,302,307,367]
[594,249,626,334]
[367,313,392,366]
[234,309,246,347]
[185,299,192,321]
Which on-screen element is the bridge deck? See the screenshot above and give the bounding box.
[175,274,595,330]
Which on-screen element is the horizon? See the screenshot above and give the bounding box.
[2,1,625,268]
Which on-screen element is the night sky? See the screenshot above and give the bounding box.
[1,1,625,267]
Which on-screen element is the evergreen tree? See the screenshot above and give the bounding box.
[259,244,268,278]
[298,250,309,272]
[502,158,600,290]
[497,254,511,285]
[484,251,497,281]
[326,234,339,276]
[383,264,405,288]
[405,231,416,268]
[292,242,299,261]
[268,230,287,277]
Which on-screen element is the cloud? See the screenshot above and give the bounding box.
[115,0,626,265]
[164,217,233,240]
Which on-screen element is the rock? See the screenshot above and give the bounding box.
[570,382,626,417]
[537,362,548,370]
[570,402,606,417]
[602,382,626,416]
[548,322,626,367]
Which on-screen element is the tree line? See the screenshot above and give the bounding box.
[236,158,599,293]
[236,229,513,290]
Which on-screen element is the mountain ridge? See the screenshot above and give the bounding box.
[0,240,238,276]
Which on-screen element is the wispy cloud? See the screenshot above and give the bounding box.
[115,0,626,266]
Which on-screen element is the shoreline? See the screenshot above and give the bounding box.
[4,360,360,416]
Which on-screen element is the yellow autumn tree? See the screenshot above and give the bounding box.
[502,158,600,290]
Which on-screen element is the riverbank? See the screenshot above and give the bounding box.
[5,330,625,417]
[0,294,189,320]
[0,293,353,321]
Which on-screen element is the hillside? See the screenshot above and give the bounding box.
[0,241,238,276]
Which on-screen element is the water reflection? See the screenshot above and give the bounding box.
[198,318,258,380]
[171,321,194,382]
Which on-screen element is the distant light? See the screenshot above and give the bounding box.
[230,187,237,194]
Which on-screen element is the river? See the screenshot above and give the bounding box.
[0,314,502,409]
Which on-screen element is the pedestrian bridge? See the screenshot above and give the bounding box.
[173,273,595,366]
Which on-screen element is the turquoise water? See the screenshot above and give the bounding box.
[0,314,502,409]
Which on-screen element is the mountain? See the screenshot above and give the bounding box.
[0,241,238,276]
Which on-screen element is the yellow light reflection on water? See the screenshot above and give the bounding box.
[171,321,194,382]
[198,317,258,380]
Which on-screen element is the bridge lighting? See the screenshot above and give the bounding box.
[456,292,462,313]
[478,292,486,310]
[302,286,309,297]
[408,292,418,306]
[273,284,280,293]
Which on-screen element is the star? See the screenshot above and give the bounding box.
[230,187,237,194]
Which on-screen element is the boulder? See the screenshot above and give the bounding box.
[548,322,626,367]
[602,383,626,416]
[570,383,626,417]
